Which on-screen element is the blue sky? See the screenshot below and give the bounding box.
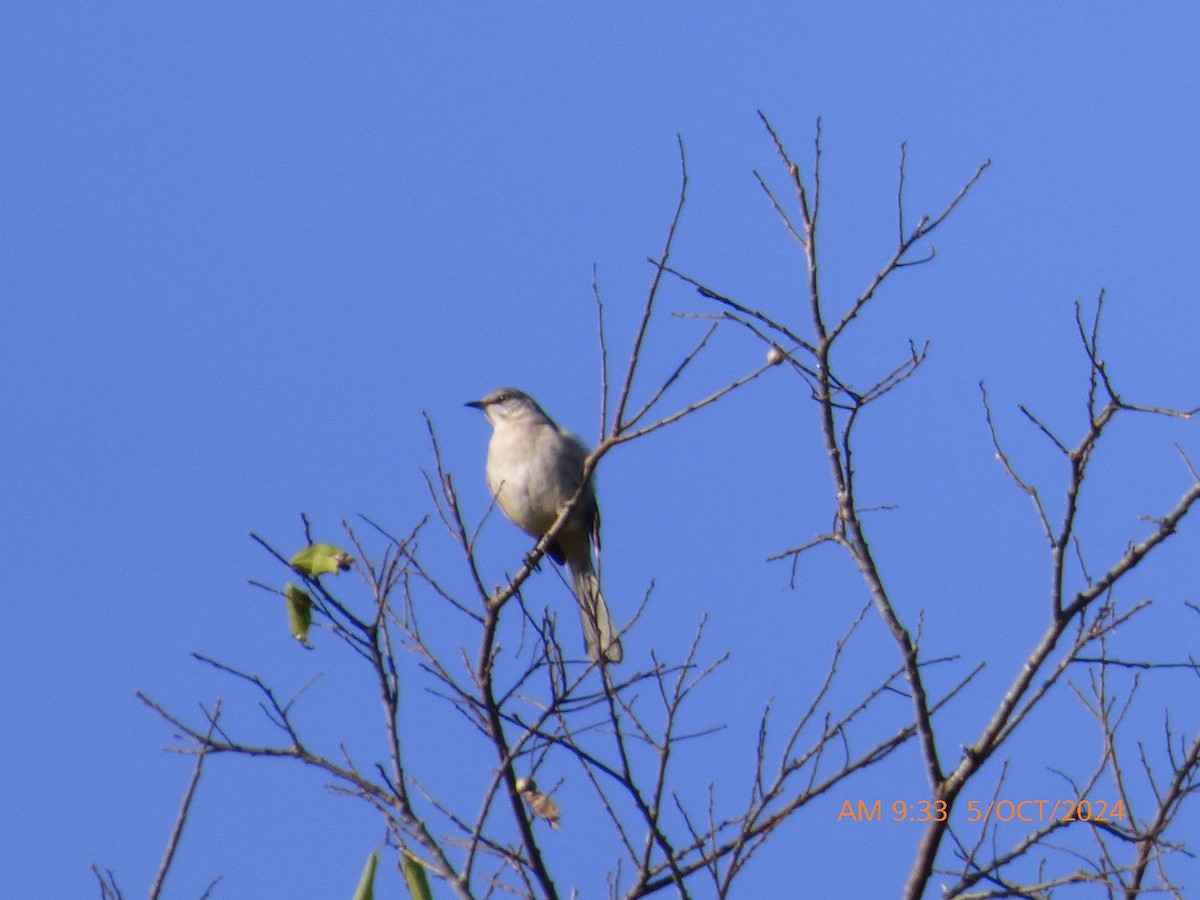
[3,3,1200,898]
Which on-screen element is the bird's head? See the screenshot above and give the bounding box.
[466,387,550,427]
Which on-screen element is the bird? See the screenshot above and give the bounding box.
[466,387,622,663]
[515,776,561,828]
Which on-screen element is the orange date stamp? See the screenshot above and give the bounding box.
[837,798,1127,823]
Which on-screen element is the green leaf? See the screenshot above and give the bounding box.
[290,543,354,577]
[284,582,314,648]
[401,853,433,900]
[351,851,379,900]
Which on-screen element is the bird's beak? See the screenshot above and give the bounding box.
[465,399,485,410]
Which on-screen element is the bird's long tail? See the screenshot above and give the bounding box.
[570,560,622,664]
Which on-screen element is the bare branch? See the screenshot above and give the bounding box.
[148,702,223,900]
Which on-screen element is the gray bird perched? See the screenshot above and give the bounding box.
[467,388,622,664]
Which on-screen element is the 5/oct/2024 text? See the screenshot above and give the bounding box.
[838,798,1127,824]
